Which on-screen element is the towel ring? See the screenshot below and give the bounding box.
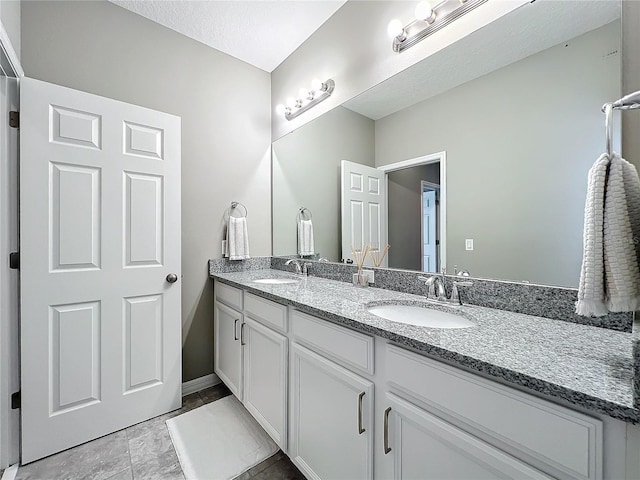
[297,207,312,221]
[225,201,247,220]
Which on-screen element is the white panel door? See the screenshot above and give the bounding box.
[290,344,373,480]
[383,393,550,480]
[422,189,437,272]
[341,160,387,266]
[20,78,181,463]
[243,317,287,450]
[0,76,19,468]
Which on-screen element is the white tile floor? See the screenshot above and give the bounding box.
[15,384,304,480]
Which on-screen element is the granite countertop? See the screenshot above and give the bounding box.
[211,268,637,424]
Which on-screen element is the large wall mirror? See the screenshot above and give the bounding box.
[272,0,622,288]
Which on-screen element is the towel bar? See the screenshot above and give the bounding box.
[225,201,247,220]
[297,207,312,221]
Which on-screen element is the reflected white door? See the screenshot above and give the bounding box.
[422,188,437,272]
[341,160,387,266]
[20,78,182,463]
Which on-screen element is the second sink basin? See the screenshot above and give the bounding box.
[367,303,474,329]
[252,278,299,285]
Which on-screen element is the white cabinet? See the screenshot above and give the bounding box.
[212,283,615,480]
[382,393,550,480]
[385,344,602,480]
[213,300,243,399]
[213,281,289,450]
[243,316,288,449]
[290,343,374,480]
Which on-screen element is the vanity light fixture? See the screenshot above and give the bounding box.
[388,0,487,53]
[276,78,335,121]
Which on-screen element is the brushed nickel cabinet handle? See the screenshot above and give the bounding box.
[234,319,239,341]
[358,392,366,434]
[384,407,392,454]
[240,322,246,345]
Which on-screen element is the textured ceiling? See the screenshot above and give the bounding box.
[344,0,621,120]
[109,0,347,72]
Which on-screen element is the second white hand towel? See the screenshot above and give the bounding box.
[603,154,640,311]
[298,219,315,256]
[577,153,640,315]
[226,216,250,260]
[576,154,608,316]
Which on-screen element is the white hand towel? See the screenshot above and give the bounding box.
[604,154,640,311]
[298,219,315,256]
[576,153,640,316]
[225,216,250,260]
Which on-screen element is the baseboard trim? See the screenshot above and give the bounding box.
[1,464,18,480]
[182,373,221,397]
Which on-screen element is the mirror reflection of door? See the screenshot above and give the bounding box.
[422,182,440,273]
[386,158,443,272]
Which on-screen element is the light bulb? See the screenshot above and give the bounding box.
[275,104,287,116]
[387,19,405,39]
[286,97,297,109]
[298,87,310,99]
[311,78,324,92]
[415,1,435,22]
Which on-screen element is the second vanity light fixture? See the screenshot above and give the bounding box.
[388,0,487,53]
[276,78,335,121]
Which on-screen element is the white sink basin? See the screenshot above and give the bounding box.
[252,278,299,285]
[367,304,474,329]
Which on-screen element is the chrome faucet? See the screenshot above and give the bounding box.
[285,259,302,274]
[419,269,473,305]
[419,274,447,301]
[450,280,473,305]
[285,259,312,276]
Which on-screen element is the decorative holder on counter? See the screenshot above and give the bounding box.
[352,245,371,287]
[370,244,390,268]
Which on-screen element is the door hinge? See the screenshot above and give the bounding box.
[9,111,19,128]
[9,251,19,269]
[11,391,20,409]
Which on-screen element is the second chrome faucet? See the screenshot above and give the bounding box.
[418,270,473,305]
[285,258,312,276]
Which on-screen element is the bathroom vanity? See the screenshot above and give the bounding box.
[211,266,639,480]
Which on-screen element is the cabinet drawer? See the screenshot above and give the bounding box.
[245,293,288,333]
[215,281,243,310]
[386,345,602,480]
[291,310,374,375]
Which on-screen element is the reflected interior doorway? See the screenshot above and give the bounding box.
[421,181,440,273]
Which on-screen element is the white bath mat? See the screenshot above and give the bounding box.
[166,395,278,480]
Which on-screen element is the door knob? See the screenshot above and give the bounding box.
[166,273,178,284]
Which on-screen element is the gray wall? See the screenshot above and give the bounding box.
[388,164,440,271]
[375,21,620,287]
[272,106,374,260]
[21,0,271,382]
[0,0,20,60]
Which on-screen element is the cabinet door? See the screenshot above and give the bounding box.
[291,344,373,480]
[214,301,243,399]
[243,316,288,450]
[383,393,550,480]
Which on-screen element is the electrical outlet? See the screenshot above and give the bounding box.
[465,239,474,251]
[363,269,375,284]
